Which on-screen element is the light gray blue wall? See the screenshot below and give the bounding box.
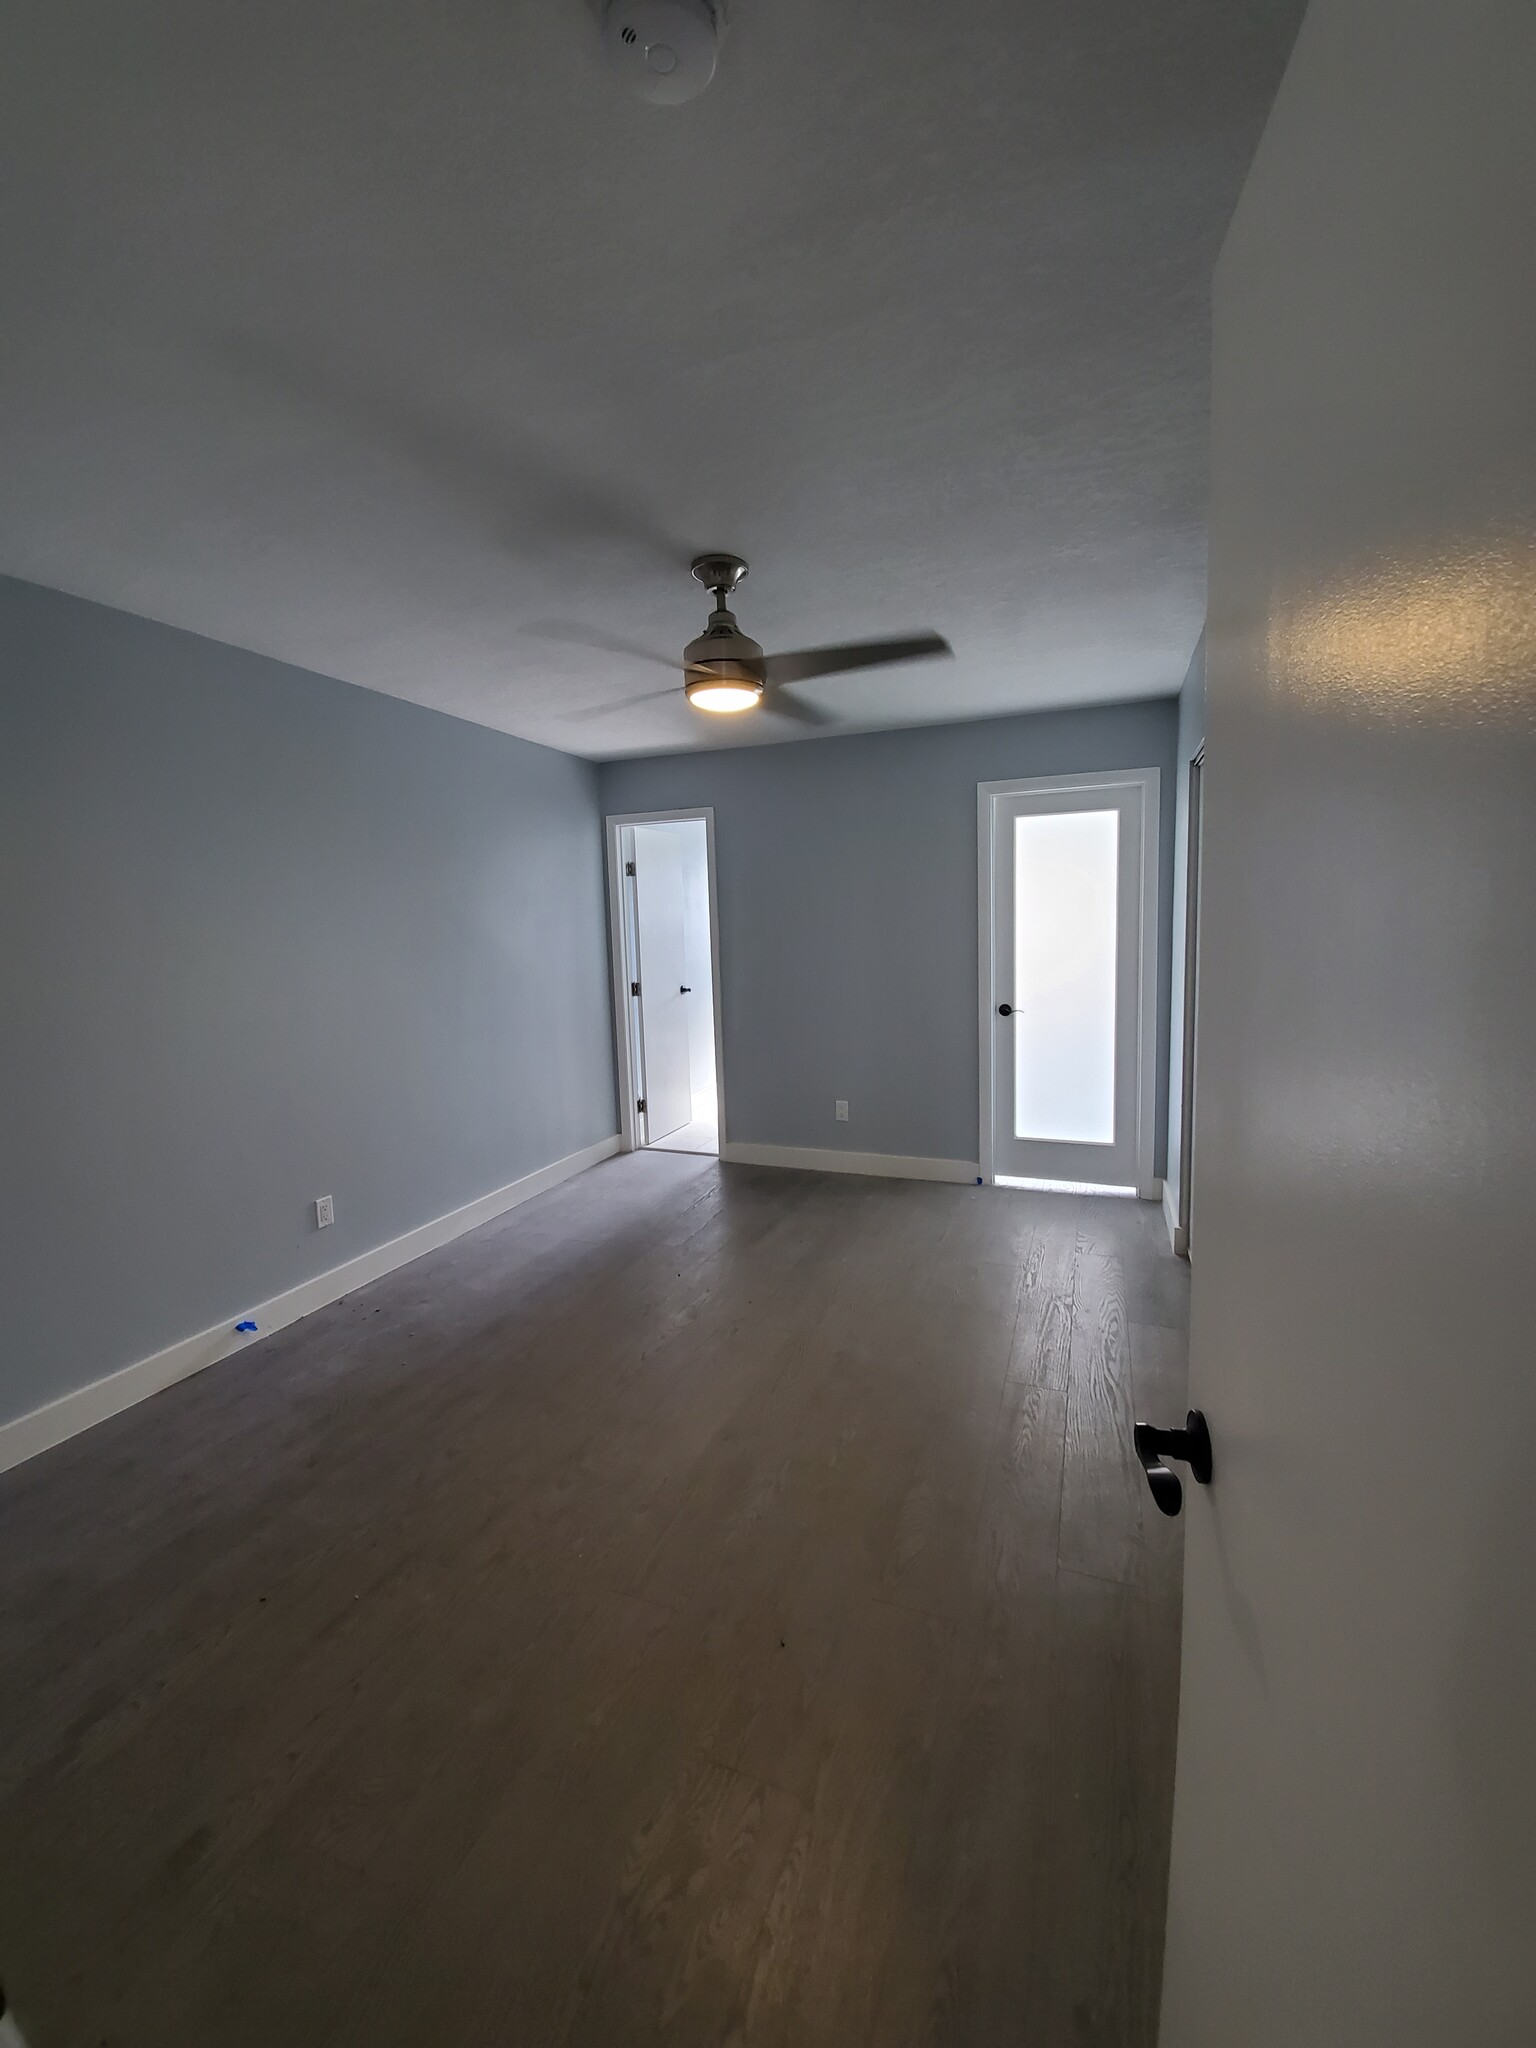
[0,577,617,1429]
[1164,633,1207,1223]
[601,700,1180,1169]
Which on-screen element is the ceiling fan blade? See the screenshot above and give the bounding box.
[761,689,836,727]
[523,622,676,669]
[762,633,952,687]
[557,684,680,722]
[210,329,690,570]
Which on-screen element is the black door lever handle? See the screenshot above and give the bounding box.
[1133,1409,1213,1517]
[680,985,692,993]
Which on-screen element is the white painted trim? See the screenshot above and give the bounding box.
[1163,1175,1189,1257]
[721,1141,979,1184]
[605,818,637,1150]
[1174,745,1204,1256]
[977,767,1162,1200]
[605,808,726,1156]
[1133,770,1162,1201]
[977,779,998,1186]
[0,1134,621,1475]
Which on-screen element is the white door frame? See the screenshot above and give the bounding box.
[977,767,1161,1198]
[1173,744,1205,1256]
[605,807,726,1155]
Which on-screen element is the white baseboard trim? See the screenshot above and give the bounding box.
[1162,1176,1189,1257]
[720,1141,980,1185]
[0,1133,621,1476]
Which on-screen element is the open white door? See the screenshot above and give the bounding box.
[630,823,693,1143]
[1160,9,1535,2042]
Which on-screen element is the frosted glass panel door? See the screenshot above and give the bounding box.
[985,772,1157,1191]
[1013,808,1120,1144]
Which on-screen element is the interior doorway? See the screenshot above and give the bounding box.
[606,809,723,1157]
[978,768,1160,1196]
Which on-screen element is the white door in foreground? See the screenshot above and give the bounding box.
[630,823,693,1143]
[982,769,1157,1191]
[1160,5,1535,2042]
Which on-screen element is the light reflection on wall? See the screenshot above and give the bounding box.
[1266,540,1536,724]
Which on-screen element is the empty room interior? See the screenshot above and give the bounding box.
[1,5,1531,2045]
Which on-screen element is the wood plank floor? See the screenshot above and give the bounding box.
[0,1152,1188,2047]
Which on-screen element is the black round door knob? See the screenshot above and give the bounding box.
[997,1003,1014,1016]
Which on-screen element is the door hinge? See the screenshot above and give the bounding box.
[636,1097,647,1115]
[625,859,636,876]
[631,980,641,997]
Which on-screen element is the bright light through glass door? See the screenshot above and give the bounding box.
[1013,808,1119,1143]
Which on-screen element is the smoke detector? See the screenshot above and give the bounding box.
[604,0,721,106]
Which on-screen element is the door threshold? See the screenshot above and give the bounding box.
[994,1174,1137,1196]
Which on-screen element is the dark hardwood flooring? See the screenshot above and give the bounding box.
[0,1152,1188,2047]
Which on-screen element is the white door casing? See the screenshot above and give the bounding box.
[630,823,693,1143]
[978,768,1159,1195]
[1174,748,1204,1259]
[605,809,728,1158]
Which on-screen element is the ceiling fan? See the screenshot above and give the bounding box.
[560,554,951,726]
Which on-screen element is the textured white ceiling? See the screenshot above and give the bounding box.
[0,0,1302,756]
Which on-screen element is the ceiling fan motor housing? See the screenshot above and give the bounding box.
[684,612,765,691]
[604,0,721,106]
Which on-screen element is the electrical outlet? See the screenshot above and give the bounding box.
[835,1100,849,1122]
[315,1194,335,1229]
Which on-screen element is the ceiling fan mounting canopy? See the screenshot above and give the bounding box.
[690,553,749,598]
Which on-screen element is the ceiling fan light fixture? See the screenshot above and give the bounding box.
[684,664,763,714]
[683,583,765,712]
